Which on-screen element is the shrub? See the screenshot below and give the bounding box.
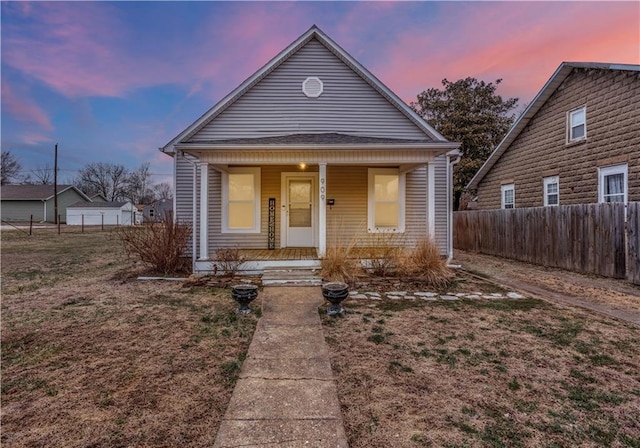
[321,245,362,285]
[364,232,404,277]
[397,238,453,288]
[116,214,191,275]
[213,247,246,276]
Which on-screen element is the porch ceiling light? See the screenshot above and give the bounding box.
[299,162,307,170]
[302,77,323,98]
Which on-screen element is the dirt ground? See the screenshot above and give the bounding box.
[453,250,640,314]
[322,266,640,447]
[1,227,259,447]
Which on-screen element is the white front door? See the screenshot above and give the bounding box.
[282,174,316,247]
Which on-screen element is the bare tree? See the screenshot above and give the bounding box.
[153,182,173,200]
[29,165,54,185]
[75,162,129,201]
[1,151,22,185]
[125,162,154,204]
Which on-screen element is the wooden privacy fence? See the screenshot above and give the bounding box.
[454,202,640,284]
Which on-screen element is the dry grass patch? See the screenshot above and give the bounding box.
[1,227,260,447]
[322,279,640,447]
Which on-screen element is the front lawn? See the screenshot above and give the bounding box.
[322,288,640,447]
[1,227,259,447]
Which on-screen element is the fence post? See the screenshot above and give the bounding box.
[30,214,33,236]
[82,214,84,233]
[57,215,61,235]
[101,214,104,232]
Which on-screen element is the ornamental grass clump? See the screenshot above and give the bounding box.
[398,237,453,288]
[116,214,191,275]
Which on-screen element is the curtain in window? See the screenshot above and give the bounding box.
[605,173,624,202]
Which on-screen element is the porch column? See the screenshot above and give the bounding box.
[318,162,327,257]
[199,162,209,260]
[427,162,436,238]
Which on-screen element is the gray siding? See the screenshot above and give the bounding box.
[190,38,430,142]
[1,201,44,222]
[44,189,87,223]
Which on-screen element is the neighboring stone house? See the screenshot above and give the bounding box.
[0,184,91,223]
[468,62,639,209]
[161,25,460,274]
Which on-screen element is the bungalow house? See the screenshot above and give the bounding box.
[467,62,639,208]
[1,184,91,223]
[161,25,460,273]
[142,198,173,222]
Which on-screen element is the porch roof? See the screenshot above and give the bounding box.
[184,132,431,146]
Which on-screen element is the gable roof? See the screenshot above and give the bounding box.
[161,25,447,154]
[68,201,131,208]
[467,62,640,190]
[1,184,90,201]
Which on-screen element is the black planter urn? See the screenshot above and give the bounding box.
[231,284,258,314]
[321,282,349,315]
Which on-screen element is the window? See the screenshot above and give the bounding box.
[222,167,261,233]
[501,183,515,209]
[599,164,627,204]
[544,176,559,206]
[368,168,405,232]
[568,106,586,142]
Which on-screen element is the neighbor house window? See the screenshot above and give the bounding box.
[568,106,586,142]
[543,176,559,206]
[599,164,627,204]
[501,183,515,209]
[222,167,261,233]
[368,168,405,232]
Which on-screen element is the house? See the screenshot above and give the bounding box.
[1,184,91,223]
[161,25,460,273]
[467,62,640,209]
[90,194,108,202]
[142,198,173,222]
[66,201,138,226]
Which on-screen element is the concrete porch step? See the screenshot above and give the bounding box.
[261,267,323,287]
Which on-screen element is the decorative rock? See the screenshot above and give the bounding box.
[440,295,459,301]
[507,292,525,299]
[387,291,407,296]
[465,294,482,300]
[365,292,381,297]
[490,293,504,298]
[350,294,368,300]
[387,295,403,300]
[404,296,416,300]
[419,296,438,301]
[415,292,438,298]
[349,291,359,296]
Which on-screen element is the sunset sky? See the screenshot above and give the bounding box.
[2,1,639,185]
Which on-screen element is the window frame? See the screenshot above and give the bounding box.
[598,164,628,204]
[501,183,515,209]
[543,176,559,207]
[221,167,261,233]
[367,168,405,233]
[567,106,587,143]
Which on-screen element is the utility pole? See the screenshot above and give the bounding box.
[54,143,58,225]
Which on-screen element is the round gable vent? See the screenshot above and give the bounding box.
[302,77,323,98]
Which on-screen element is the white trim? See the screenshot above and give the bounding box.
[199,163,209,259]
[427,162,436,238]
[221,167,261,233]
[567,106,586,143]
[501,183,515,209]
[367,168,405,233]
[543,176,560,206]
[598,164,628,204]
[318,163,327,257]
[280,172,319,247]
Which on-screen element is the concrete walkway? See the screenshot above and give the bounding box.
[214,286,348,448]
